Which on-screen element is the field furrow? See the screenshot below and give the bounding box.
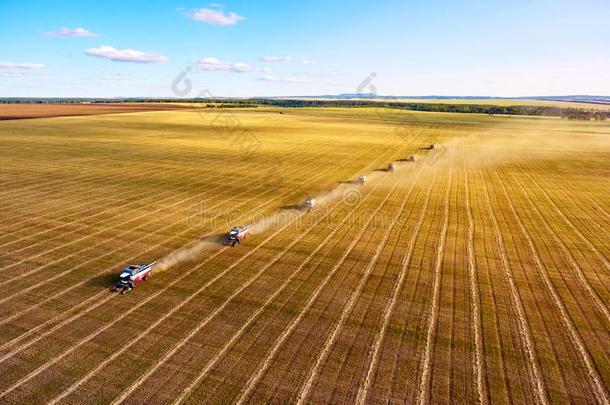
[476,165,549,405]
[491,168,609,404]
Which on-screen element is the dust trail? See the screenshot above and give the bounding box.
[155,147,439,272]
[155,236,223,272]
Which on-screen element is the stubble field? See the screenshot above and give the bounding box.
[0,106,608,404]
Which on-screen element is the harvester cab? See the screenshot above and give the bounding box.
[112,262,156,294]
[225,225,252,247]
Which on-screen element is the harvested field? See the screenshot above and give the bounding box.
[0,103,196,120]
[0,107,608,404]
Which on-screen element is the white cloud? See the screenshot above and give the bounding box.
[196,57,270,73]
[258,74,341,85]
[85,46,169,63]
[258,75,313,83]
[0,61,45,69]
[301,59,313,65]
[258,76,327,83]
[0,72,25,77]
[102,73,129,80]
[44,27,100,38]
[189,8,244,25]
[258,56,292,62]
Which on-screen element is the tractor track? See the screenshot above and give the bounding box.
[316,162,438,404]
[235,169,406,404]
[384,170,444,402]
[295,164,425,405]
[187,175,398,403]
[530,157,610,221]
[477,165,549,405]
[326,182,425,405]
[355,166,435,404]
[492,167,609,404]
[516,163,610,271]
[482,166,572,401]
[517,163,610,298]
[416,167,453,405]
[526,158,610,256]
[508,166,610,325]
[462,153,487,405]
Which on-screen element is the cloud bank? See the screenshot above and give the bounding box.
[258,75,312,83]
[0,72,25,77]
[189,8,244,25]
[0,61,45,69]
[258,56,292,62]
[85,46,168,63]
[196,57,270,73]
[44,27,100,38]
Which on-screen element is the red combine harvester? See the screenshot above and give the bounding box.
[111,262,156,294]
[224,225,252,247]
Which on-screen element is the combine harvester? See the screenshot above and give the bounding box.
[304,197,317,211]
[111,262,156,294]
[387,163,395,172]
[359,175,366,184]
[224,225,252,247]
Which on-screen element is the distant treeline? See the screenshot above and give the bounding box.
[1,98,608,120]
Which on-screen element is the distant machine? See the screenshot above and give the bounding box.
[387,163,395,172]
[408,155,416,162]
[304,197,317,211]
[111,262,156,294]
[359,175,366,184]
[225,225,252,247]
[429,144,436,150]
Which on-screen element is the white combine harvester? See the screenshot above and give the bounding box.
[111,262,156,294]
[359,175,366,184]
[304,197,317,211]
[225,225,252,247]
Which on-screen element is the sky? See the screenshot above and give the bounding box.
[1,0,609,98]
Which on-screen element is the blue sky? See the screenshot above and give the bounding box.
[1,0,608,97]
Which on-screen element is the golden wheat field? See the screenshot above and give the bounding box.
[0,106,608,404]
